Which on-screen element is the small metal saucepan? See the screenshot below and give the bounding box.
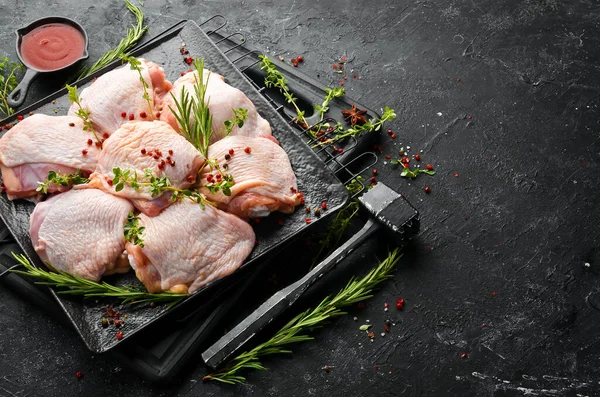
[7,16,89,108]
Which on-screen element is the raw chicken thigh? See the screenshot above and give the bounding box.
[88,120,204,216]
[0,114,101,199]
[68,59,172,136]
[160,70,272,143]
[199,135,302,218]
[29,189,134,281]
[126,200,255,294]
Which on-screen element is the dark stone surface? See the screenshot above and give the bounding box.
[1,0,599,396]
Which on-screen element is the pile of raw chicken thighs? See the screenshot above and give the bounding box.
[0,59,302,294]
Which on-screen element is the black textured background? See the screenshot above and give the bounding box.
[1,0,599,396]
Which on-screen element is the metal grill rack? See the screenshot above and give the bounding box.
[198,15,378,198]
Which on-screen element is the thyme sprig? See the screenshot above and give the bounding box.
[112,167,210,206]
[390,161,436,179]
[36,170,90,194]
[203,248,403,384]
[313,106,397,147]
[75,0,147,79]
[169,59,213,158]
[0,57,24,117]
[223,107,249,135]
[202,159,235,196]
[314,87,345,122]
[258,55,308,128]
[310,176,364,266]
[66,84,102,146]
[124,211,145,247]
[9,253,187,308]
[120,55,154,119]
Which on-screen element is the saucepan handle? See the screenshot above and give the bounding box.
[7,68,38,108]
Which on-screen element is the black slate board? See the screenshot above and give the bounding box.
[0,20,349,353]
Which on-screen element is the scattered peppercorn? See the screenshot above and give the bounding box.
[87,139,93,146]
[75,371,84,379]
[461,353,468,359]
[396,298,405,310]
[321,201,327,210]
[305,218,312,224]
[415,154,421,161]
[426,164,434,171]
[244,147,251,154]
[140,111,147,118]
[141,148,146,155]
[68,122,75,127]
[229,149,235,156]
[424,186,431,193]
[225,153,231,161]
[16,115,24,121]
[121,111,127,118]
[116,331,123,340]
[129,114,134,120]
[82,149,88,156]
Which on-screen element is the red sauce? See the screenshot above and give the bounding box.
[20,23,85,71]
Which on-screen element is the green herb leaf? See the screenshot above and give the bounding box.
[359,324,372,331]
[258,55,308,128]
[36,170,89,194]
[394,163,436,179]
[65,84,102,146]
[120,55,154,119]
[223,107,249,135]
[0,57,24,117]
[315,87,345,122]
[124,211,145,247]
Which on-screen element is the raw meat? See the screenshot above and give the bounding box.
[87,120,204,216]
[126,199,255,294]
[0,114,101,199]
[160,69,272,143]
[68,59,172,136]
[29,189,134,281]
[199,135,302,218]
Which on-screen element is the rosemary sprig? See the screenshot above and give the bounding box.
[258,55,308,128]
[203,248,403,384]
[75,0,147,79]
[0,57,24,117]
[112,167,211,206]
[65,84,102,146]
[120,55,154,119]
[10,253,187,308]
[223,107,249,135]
[314,87,345,122]
[36,170,90,194]
[390,161,436,179]
[314,106,397,147]
[169,59,213,158]
[124,211,145,247]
